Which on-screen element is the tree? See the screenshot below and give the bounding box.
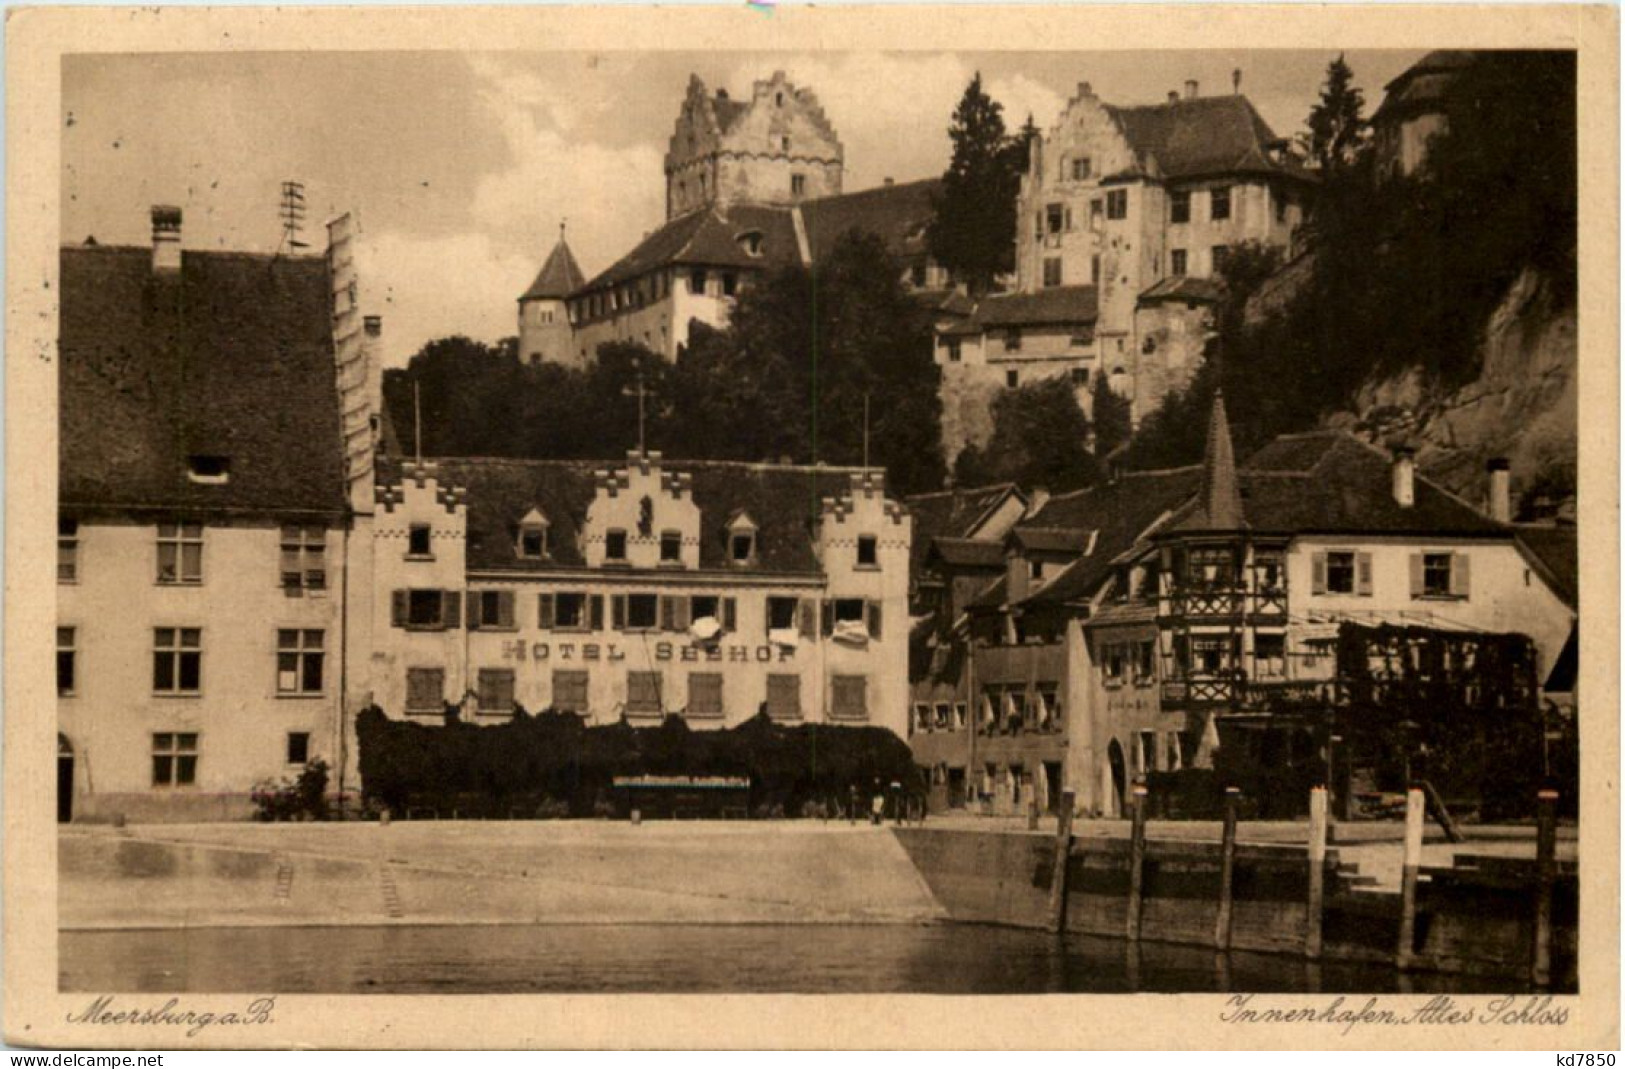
[1306,53,1368,173]
[928,74,1025,296]
[1089,374,1133,461]
[970,376,1099,492]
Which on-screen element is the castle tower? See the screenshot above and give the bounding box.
[517,225,586,367]
[664,71,844,219]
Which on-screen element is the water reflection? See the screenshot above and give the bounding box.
[61,925,1529,995]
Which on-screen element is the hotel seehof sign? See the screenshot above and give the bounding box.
[498,639,801,665]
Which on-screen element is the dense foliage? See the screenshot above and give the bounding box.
[355,705,925,818]
[952,376,1100,492]
[926,74,1030,296]
[1124,51,1577,474]
[387,231,946,494]
[250,759,331,822]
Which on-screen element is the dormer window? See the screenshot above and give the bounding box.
[737,230,765,258]
[726,512,758,566]
[517,509,549,560]
[187,455,230,484]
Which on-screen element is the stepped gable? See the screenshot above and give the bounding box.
[381,454,880,574]
[1104,94,1314,184]
[59,243,346,516]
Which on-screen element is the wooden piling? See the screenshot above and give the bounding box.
[1214,786,1239,950]
[1305,785,1327,959]
[1396,786,1425,970]
[1532,788,1558,988]
[1126,783,1148,942]
[1049,788,1076,933]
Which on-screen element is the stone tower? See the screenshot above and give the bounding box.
[664,71,844,220]
[517,226,586,367]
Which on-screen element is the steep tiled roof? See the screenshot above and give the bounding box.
[59,244,346,516]
[1172,390,1245,532]
[1514,525,1577,608]
[1011,526,1092,554]
[1138,275,1226,306]
[520,237,587,301]
[904,482,1023,570]
[576,204,801,294]
[1104,95,1314,184]
[801,178,939,264]
[972,285,1098,328]
[380,455,882,575]
[1373,50,1477,124]
[927,537,1006,569]
[1017,467,1203,606]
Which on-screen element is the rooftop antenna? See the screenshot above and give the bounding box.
[623,365,648,453]
[862,392,871,468]
[280,180,309,251]
[413,379,423,464]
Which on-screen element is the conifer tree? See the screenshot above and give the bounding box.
[1306,53,1367,173]
[928,74,1023,296]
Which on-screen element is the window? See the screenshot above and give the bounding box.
[1138,731,1157,774]
[1103,644,1125,682]
[946,338,962,363]
[1089,199,1104,228]
[519,525,548,560]
[398,588,460,630]
[153,628,201,694]
[1134,640,1155,682]
[626,671,663,715]
[791,174,806,196]
[954,702,968,729]
[767,596,800,632]
[407,524,432,557]
[722,273,738,297]
[1255,633,1286,678]
[1005,328,1022,353]
[605,530,628,562]
[1090,253,1101,285]
[1211,245,1230,273]
[690,268,708,295]
[286,732,310,766]
[552,670,589,713]
[1275,191,1288,223]
[623,593,659,630]
[58,518,78,582]
[1170,190,1191,224]
[156,522,203,584]
[1170,249,1188,276]
[470,590,516,630]
[730,532,755,564]
[1192,636,1232,675]
[1255,551,1285,593]
[658,531,683,564]
[935,702,952,729]
[151,733,198,788]
[400,668,444,715]
[688,673,723,718]
[1045,204,1064,234]
[280,525,327,592]
[914,703,932,731]
[187,455,231,484]
[477,668,516,715]
[57,626,76,696]
[1210,186,1231,221]
[831,675,867,720]
[542,591,589,630]
[766,674,801,720]
[1188,546,1236,587]
[276,629,325,694]
[1071,156,1092,180]
[1043,258,1063,287]
[1106,189,1128,220]
[1419,552,1464,598]
[857,535,878,568]
[1325,551,1356,594]
[1029,559,1043,580]
[833,599,866,627]
[1071,367,1090,386]
[1006,369,1019,389]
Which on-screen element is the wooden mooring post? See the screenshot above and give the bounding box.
[1532,788,1559,988]
[1396,786,1425,971]
[1049,788,1076,933]
[1126,783,1149,942]
[1305,786,1327,959]
[1214,786,1239,950]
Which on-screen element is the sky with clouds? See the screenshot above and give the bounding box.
[62,49,1424,368]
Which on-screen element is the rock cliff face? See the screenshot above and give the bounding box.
[1329,266,1577,517]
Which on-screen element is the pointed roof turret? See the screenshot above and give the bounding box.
[519,225,586,302]
[1186,388,1246,531]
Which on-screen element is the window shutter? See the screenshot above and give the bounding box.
[589,595,605,630]
[612,595,627,631]
[660,596,676,631]
[867,601,883,639]
[537,593,555,630]
[798,599,816,638]
[722,598,737,632]
[674,596,692,631]
[1409,554,1424,598]
[391,590,408,628]
[498,591,515,628]
[467,593,483,630]
[1311,553,1328,595]
[442,590,462,630]
[1356,553,1373,597]
[1452,553,1471,598]
[821,600,835,637]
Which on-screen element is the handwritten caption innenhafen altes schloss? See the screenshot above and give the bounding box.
[66,996,275,1038]
[1222,994,1569,1035]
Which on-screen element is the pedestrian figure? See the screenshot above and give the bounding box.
[870,791,884,826]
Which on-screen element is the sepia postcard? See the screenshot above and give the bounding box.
[3,2,1619,1050]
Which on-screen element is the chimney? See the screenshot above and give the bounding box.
[1232,69,1242,95]
[363,315,383,339]
[1487,457,1512,523]
[150,205,182,274]
[1184,79,1199,100]
[1392,445,1416,508]
[1007,547,1030,603]
[883,177,894,187]
[1077,81,1092,99]
[716,88,729,101]
[1167,91,1180,104]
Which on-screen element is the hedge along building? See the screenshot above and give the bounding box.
[985,393,1577,818]
[56,207,379,822]
[365,450,913,739]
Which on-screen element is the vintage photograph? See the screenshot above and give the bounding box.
[16,8,1608,1040]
